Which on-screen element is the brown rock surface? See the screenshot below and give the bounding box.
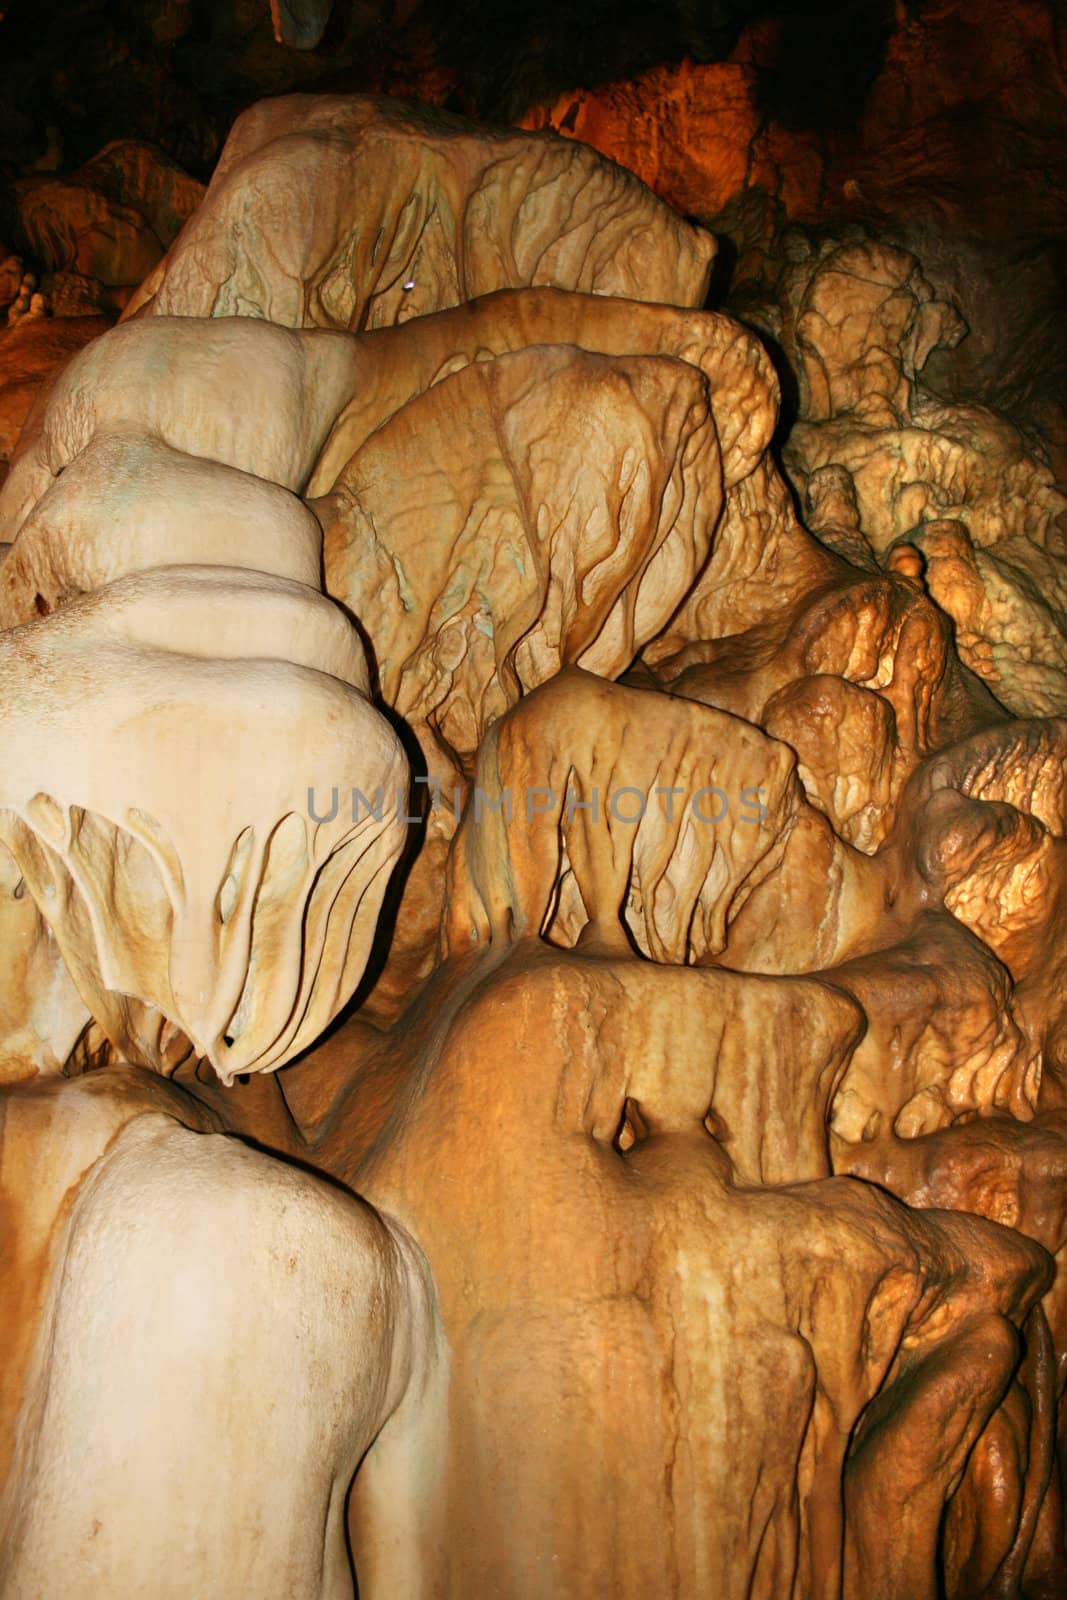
[124,93,715,326]
[519,1,1067,265]
[521,58,823,222]
[785,394,1067,716]
[15,141,204,288]
[315,345,723,772]
[0,316,106,469]
[317,943,1052,1600]
[0,90,1065,1600]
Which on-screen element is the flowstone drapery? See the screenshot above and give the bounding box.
[0,94,1065,1599]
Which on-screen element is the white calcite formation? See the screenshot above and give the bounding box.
[0,95,1065,1600]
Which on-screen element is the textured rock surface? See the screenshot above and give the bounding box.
[0,567,407,1078]
[512,0,1067,730]
[316,345,723,770]
[0,89,1065,1600]
[519,3,1067,279]
[775,242,1067,716]
[317,945,1051,1600]
[15,140,204,290]
[124,94,715,326]
[306,286,777,498]
[0,316,105,472]
[443,668,798,963]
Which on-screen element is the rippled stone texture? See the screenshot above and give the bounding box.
[0,92,1065,1600]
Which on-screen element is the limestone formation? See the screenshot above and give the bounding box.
[14,140,204,291]
[0,1071,442,1600]
[0,315,366,537]
[123,94,716,327]
[304,286,778,498]
[0,434,323,626]
[765,237,1067,718]
[313,945,1052,1600]
[0,91,1065,1600]
[0,315,103,471]
[0,568,408,1079]
[315,345,723,772]
[768,238,966,428]
[0,839,89,1084]
[443,668,798,963]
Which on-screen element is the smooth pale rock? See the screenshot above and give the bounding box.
[0,1070,443,1600]
[0,1071,218,1516]
[0,568,406,1079]
[0,837,89,1083]
[0,433,323,627]
[124,95,715,327]
[0,315,364,540]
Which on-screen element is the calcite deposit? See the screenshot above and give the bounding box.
[772,236,1067,718]
[0,91,1065,1600]
[15,140,204,294]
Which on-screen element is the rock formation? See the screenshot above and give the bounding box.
[15,140,204,299]
[772,235,1067,718]
[0,91,1065,1600]
[122,95,715,326]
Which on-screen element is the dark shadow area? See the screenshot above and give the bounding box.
[426,0,751,122]
[333,692,432,1022]
[0,0,955,191]
[744,317,800,449]
[703,226,739,309]
[752,0,899,131]
[307,589,432,1028]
